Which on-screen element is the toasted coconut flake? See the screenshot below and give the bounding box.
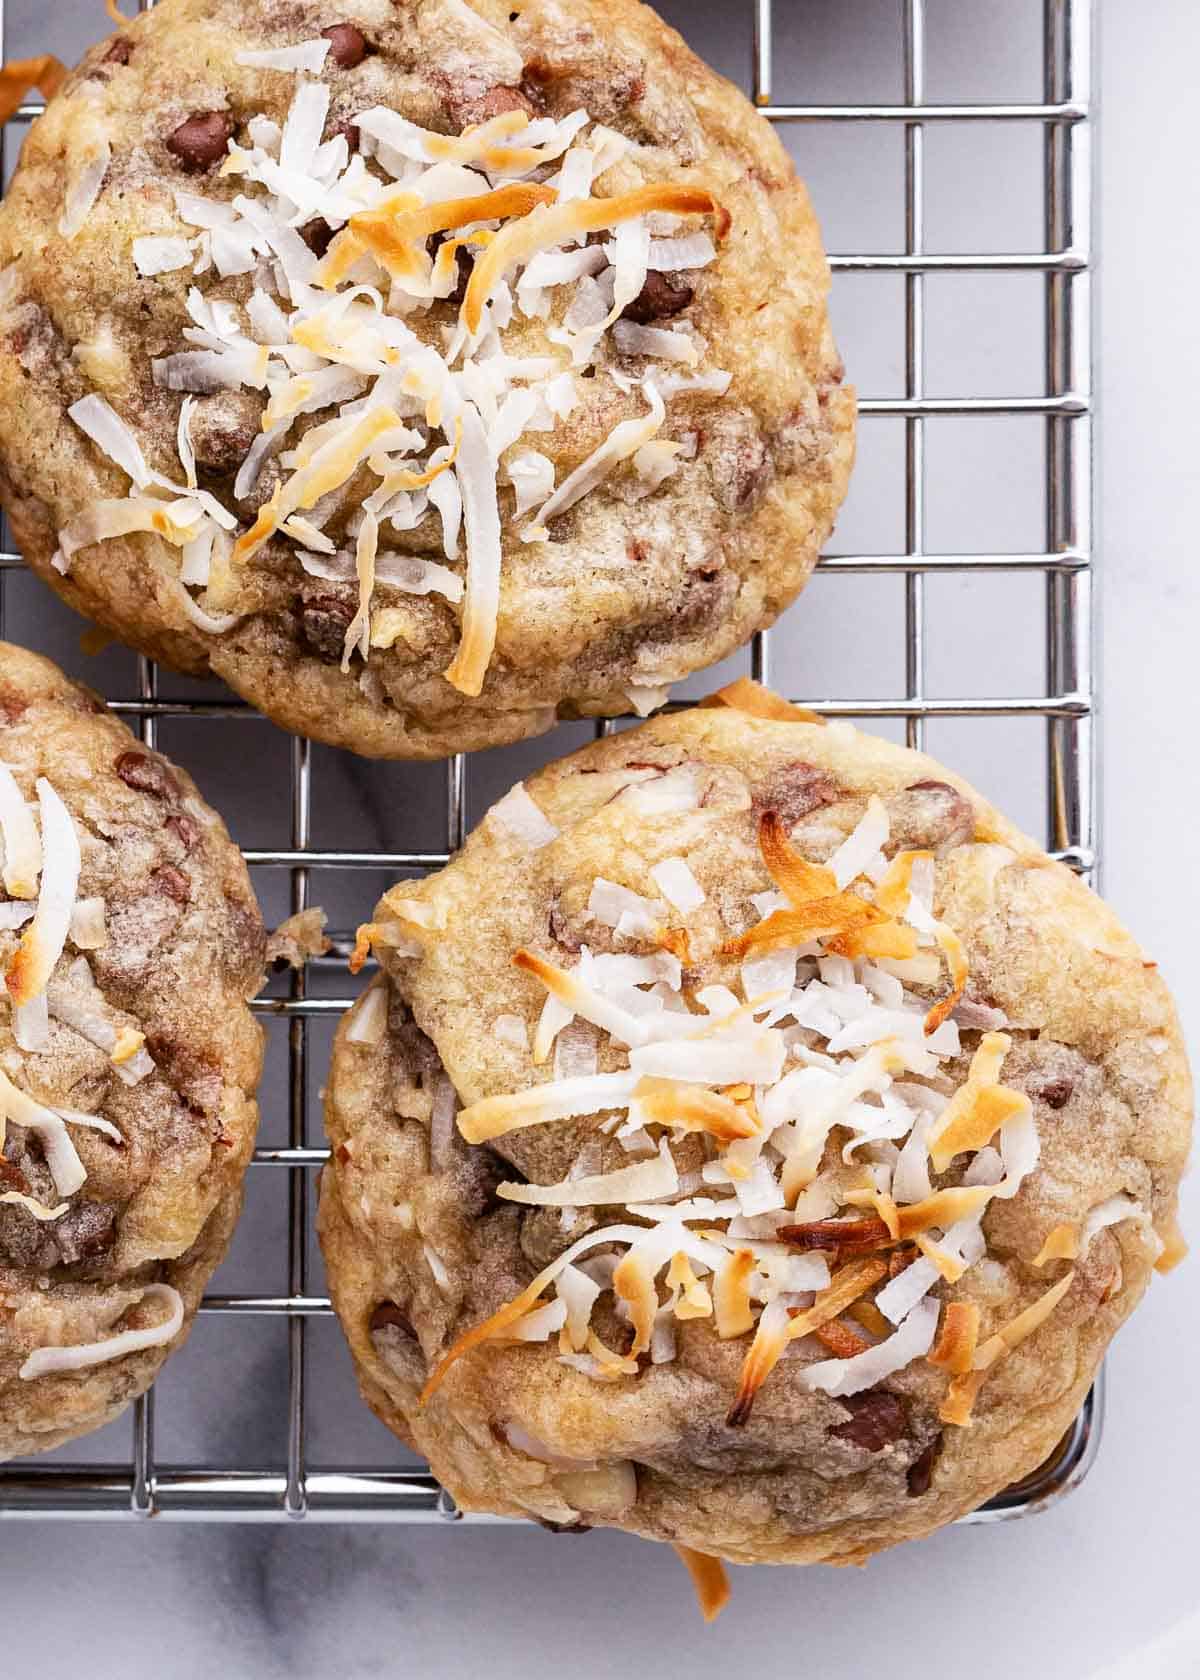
[442,403,502,697]
[421,1220,654,1402]
[527,381,665,531]
[914,1231,969,1282]
[1154,1215,1188,1274]
[873,849,930,919]
[349,182,555,288]
[0,1190,68,1222]
[700,676,824,725]
[727,1257,889,1425]
[799,1296,939,1397]
[883,1185,993,1240]
[497,1137,677,1208]
[941,1270,1077,1426]
[633,1076,759,1143]
[612,1247,660,1356]
[356,105,546,176]
[0,1067,86,1197]
[0,766,41,899]
[340,507,378,673]
[1033,1223,1079,1267]
[456,1070,640,1145]
[0,54,67,123]
[462,185,728,335]
[925,922,969,1034]
[713,1247,756,1339]
[928,1300,980,1373]
[7,779,81,1007]
[846,1299,892,1340]
[673,1546,731,1624]
[667,1251,712,1319]
[778,1215,892,1253]
[514,947,658,1049]
[20,1283,184,1380]
[926,1033,1028,1171]
[757,809,836,905]
[814,1318,869,1359]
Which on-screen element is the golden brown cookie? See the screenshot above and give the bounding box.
[0,0,852,758]
[0,642,265,1459]
[319,687,1190,1564]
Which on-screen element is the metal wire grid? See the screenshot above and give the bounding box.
[0,0,1098,1520]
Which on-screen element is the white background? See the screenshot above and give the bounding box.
[2,1,1198,1675]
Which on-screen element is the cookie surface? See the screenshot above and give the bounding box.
[0,642,265,1459]
[320,691,1190,1564]
[0,0,852,759]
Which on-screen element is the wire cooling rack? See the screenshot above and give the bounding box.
[0,0,1098,1521]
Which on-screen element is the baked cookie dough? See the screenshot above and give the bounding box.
[0,0,853,760]
[0,642,265,1459]
[320,682,1190,1565]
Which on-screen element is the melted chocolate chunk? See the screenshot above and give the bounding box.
[166,111,235,174]
[105,38,133,65]
[621,270,694,325]
[300,593,356,663]
[752,761,837,826]
[299,218,335,258]
[322,23,370,68]
[370,1302,416,1338]
[828,1390,909,1452]
[115,750,181,801]
[886,779,976,854]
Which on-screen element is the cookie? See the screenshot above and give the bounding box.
[319,682,1190,1566]
[0,0,852,759]
[0,642,265,1459]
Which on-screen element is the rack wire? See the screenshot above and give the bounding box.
[0,0,1098,1520]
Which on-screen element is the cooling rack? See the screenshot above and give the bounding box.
[0,0,1097,1521]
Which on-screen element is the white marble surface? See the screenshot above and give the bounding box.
[2,1,1199,1674]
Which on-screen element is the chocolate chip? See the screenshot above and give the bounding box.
[330,115,361,152]
[535,1517,593,1535]
[115,751,181,801]
[322,22,370,67]
[300,592,355,662]
[105,38,133,65]
[441,80,535,129]
[621,270,694,325]
[300,217,335,258]
[190,389,266,479]
[829,1390,909,1452]
[752,762,838,826]
[0,693,27,727]
[166,111,235,174]
[906,1432,943,1496]
[152,864,191,905]
[370,1302,415,1338]
[1032,1075,1074,1110]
